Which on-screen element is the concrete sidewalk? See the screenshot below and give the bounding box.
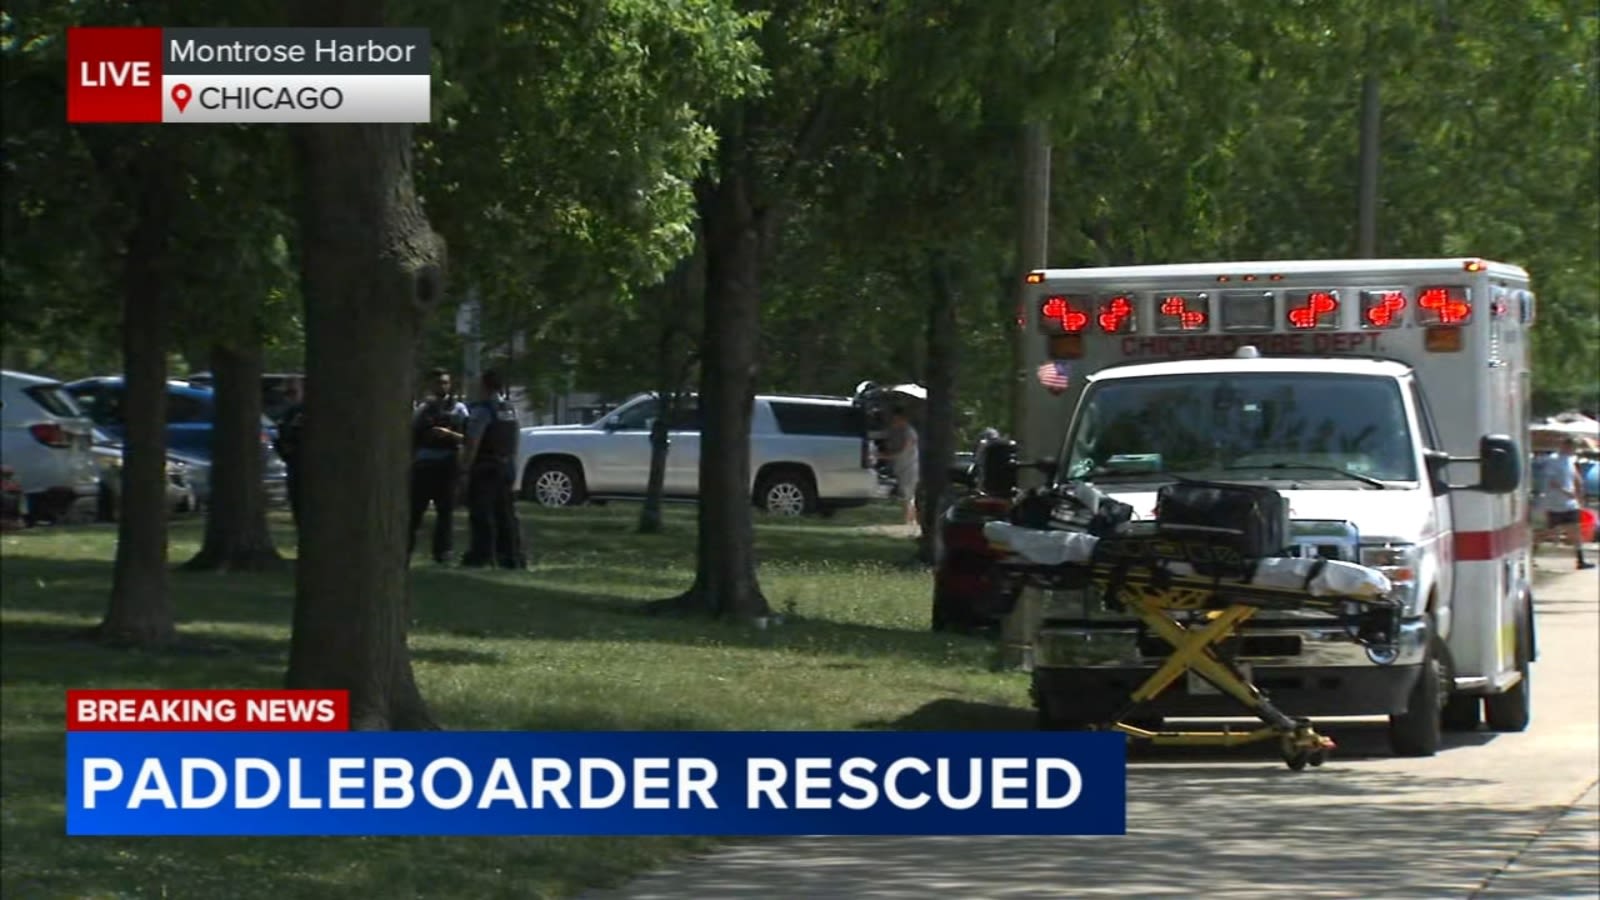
[588,554,1600,900]
[1474,781,1600,899]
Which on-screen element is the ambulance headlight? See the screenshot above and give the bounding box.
[1361,543,1421,615]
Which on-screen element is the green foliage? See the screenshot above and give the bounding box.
[1,1,304,378]
[1,0,1592,406]
[414,0,762,396]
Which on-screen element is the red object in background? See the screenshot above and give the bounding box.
[0,466,22,532]
[66,689,350,731]
[1582,508,1597,544]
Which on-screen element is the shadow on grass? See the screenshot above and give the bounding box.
[2,519,980,674]
[0,619,502,692]
[858,697,1503,764]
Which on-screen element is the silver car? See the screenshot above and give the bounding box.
[514,392,879,516]
[1,370,99,523]
[89,433,198,520]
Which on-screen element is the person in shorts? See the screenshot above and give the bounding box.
[1538,437,1593,570]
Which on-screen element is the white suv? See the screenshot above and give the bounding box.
[515,393,879,516]
[1,370,99,522]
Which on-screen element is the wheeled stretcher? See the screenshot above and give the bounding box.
[984,521,1404,770]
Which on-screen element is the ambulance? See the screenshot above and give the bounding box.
[939,258,1535,757]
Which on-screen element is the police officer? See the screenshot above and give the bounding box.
[459,369,525,569]
[409,368,469,564]
[273,377,306,527]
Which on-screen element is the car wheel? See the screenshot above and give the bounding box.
[757,470,816,517]
[1484,612,1532,733]
[1388,643,1445,757]
[527,460,585,508]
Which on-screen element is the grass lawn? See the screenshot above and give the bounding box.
[1,501,1030,900]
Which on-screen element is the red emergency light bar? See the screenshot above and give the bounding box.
[1418,285,1471,325]
[1097,295,1135,334]
[1157,293,1208,332]
[1040,295,1088,333]
[1286,290,1340,330]
[1361,290,1407,328]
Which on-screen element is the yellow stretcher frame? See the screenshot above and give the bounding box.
[1005,552,1401,771]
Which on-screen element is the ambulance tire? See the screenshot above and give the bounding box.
[1485,615,1532,733]
[1388,651,1443,757]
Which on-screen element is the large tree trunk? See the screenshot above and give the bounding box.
[185,337,283,571]
[917,250,961,565]
[99,149,176,648]
[649,163,770,622]
[280,95,445,726]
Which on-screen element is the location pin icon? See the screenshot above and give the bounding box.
[172,83,192,113]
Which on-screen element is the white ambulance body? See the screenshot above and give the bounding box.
[1017,258,1535,755]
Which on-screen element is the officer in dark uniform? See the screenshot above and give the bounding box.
[459,369,525,569]
[272,377,306,527]
[409,368,469,564]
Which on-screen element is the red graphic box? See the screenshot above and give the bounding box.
[67,27,164,123]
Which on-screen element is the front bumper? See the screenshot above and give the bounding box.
[1034,616,1428,718]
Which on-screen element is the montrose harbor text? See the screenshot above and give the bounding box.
[167,38,421,65]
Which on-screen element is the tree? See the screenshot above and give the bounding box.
[3,3,188,645]
[281,0,446,730]
[649,0,887,622]
[415,0,760,412]
[638,239,705,534]
[95,135,181,646]
[181,134,300,572]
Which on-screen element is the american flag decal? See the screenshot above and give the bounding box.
[1037,360,1071,394]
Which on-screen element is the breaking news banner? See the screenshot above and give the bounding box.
[66,27,430,124]
[64,690,1127,837]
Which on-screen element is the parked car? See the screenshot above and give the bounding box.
[1,370,100,523]
[514,392,879,516]
[167,446,289,512]
[183,371,303,420]
[90,431,198,521]
[61,376,287,508]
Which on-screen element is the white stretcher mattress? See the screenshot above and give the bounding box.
[981,521,1392,600]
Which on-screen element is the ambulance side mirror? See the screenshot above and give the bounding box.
[978,439,1020,497]
[1440,435,1520,494]
[1473,435,1521,494]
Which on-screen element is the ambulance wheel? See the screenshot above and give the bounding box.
[1485,617,1532,732]
[1388,652,1443,757]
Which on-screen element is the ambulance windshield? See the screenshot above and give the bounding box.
[1062,372,1417,485]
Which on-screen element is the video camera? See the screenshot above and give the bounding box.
[851,380,895,441]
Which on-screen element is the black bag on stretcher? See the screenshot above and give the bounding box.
[1154,480,1291,576]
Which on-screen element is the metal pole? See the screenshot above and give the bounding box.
[1357,73,1380,258]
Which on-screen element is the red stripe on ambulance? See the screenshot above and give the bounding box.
[1452,523,1529,562]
